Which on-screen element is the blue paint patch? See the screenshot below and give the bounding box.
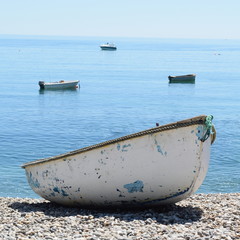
[26,172,40,188]
[154,139,165,155]
[61,189,69,197]
[196,126,204,140]
[157,145,163,154]
[124,180,144,193]
[53,187,60,193]
[117,144,131,152]
[53,187,69,197]
[122,144,131,152]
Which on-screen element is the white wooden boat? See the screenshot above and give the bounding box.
[22,115,216,207]
[100,43,117,50]
[168,74,196,83]
[39,80,79,90]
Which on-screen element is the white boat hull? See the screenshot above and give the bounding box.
[39,80,79,90]
[22,115,215,207]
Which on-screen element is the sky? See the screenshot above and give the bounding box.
[1,0,240,39]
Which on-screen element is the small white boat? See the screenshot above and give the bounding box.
[39,80,79,90]
[100,43,117,50]
[168,74,196,84]
[22,115,216,208]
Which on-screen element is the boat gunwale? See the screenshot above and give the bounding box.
[22,115,206,168]
[168,74,196,79]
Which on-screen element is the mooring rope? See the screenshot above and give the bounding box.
[200,115,216,144]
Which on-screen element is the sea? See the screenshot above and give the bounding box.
[0,35,239,198]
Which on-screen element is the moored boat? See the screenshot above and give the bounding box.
[22,115,216,208]
[39,80,79,90]
[100,43,117,50]
[168,74,196,84]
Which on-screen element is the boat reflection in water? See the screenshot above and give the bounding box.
[39,88,79,95]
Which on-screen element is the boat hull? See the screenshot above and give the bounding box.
[100,46,117,50]
[100,43,117,51]
[39,80,79,90]
[22,116,214,207]
[168,74,196,83]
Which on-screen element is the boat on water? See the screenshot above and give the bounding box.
[100,43,117,50]
[22,115,216,208]
[168,74,196,84]
[38,80,79,90]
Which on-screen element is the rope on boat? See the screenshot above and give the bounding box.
[22,115,214,167]
[211,125,216,144]
[200,115,216,144]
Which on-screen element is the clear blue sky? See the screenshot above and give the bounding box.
[1,0,240,39]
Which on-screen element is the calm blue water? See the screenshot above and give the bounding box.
[0,35,239,198]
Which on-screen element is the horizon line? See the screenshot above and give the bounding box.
[0,33,239,41]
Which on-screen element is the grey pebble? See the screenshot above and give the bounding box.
[0,193,239,240]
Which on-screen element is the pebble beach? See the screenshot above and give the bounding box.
[0,193,239,240]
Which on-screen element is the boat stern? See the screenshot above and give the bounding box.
[38,81,45,89]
